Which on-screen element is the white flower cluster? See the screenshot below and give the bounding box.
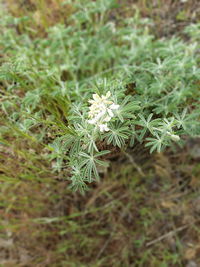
[88,91,119,132]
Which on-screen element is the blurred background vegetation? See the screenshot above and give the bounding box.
[0,0,200,266]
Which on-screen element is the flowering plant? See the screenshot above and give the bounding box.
[0,0,200,191]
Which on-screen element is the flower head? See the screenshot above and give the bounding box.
[87,91,119,132]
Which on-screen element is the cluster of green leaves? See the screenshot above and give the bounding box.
[0,0,200,191]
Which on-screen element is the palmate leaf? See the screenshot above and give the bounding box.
[134,113,161,141]
[78,150,110,182]
[116,95,140,122]
[145,136,163,153]
[104,122,130,148]
[145,132,171,153]
[69,179,88,194]
[22,89,41,110]
[69,164,88,193]
[175,109,200,136]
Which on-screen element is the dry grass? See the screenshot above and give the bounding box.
[4,0,200,37]
[4,0,73,35]
[1,139,200,266]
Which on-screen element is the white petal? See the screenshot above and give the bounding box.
[104,116,111,122]
[110,103,119,110]
[99,123,109,132]
[93,94,101,101]
[104,100,113,105]
[102,91,111,101]
[106,91,111,98]
[88,119,95,124]
[96,110,106,120]
[107,108,114,117]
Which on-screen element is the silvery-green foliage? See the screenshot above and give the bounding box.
[0,0,200,191]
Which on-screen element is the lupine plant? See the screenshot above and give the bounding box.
[0,0,200,191]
